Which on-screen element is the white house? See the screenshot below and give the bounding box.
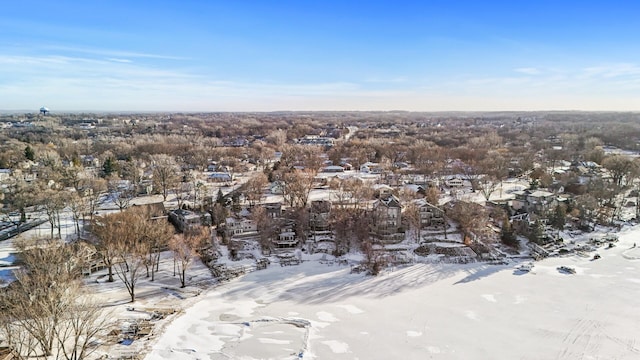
[360,162,382,174]
[208,172,233,183]
[224,217,258,238]
[445,177,464,187]
[511,189,557,214]
[169,209,209,233]
[322,165,345,173]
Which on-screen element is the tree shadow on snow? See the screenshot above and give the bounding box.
[453,264,506,284]
[223,262,469,305]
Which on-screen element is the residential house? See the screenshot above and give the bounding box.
[371,194,403,242]
[393,161,410,169]
[372,184,394,198]
[310,200,331,232]
[511,189,557,215]
[322,165,345,173]
[273,220,298,249]
[445,177,464,187]
[403,184,426,196]
[11,168,37,183]
[382,173,402,186]
[415,199,445,227]
[169,209,210,233]
[339,161,353,170]
[409,174,437,188]
[224,216,258,239]
[297,135,335,147]
[208,172,233,183]
[360,162,383,174]
[263,202,282,219]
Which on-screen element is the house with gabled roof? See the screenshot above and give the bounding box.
[208,172,233,183]
[310,199,331,232]
[371,194,403,243]
[414,199,445,227]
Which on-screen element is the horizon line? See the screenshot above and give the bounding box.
[2,109,640,115]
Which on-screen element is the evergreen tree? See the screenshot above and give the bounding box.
[549,204,566,230]
[102,157,118,177]
[24,145,35,161]
[528,219,546,245]
[501,218,518,248]
[216,188,225,206]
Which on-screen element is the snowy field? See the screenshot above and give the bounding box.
[145,226,640,360]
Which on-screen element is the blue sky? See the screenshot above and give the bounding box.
[1,1,639,112]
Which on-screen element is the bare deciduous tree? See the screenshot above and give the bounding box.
[446,201,490,245]
[39,189,66,239]
[169,227,209,287]
[403,201,422,242]
[0,238,108,359]
[602,155,638,187]
[151,154,180,201]
[81,178,107,223]
[68,191,87,239]
[108,178,135,212]
[283,170,314,208]
[251,205,279,252]
[91,212,128,282]
[114,233,148,303]
[139,211,174,282]
[242,172,268,206]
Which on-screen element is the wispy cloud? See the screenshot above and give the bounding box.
[107,58,133,63]
[43,45,190,61]
[581,63,640,79]
[2,52,639,111]
[0,52,371,110]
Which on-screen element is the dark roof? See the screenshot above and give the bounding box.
[132,202,166,218]
[377,194,401,208]
[311,199,331,213]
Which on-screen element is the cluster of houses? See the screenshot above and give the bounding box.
[209,186,449,257]
[0,121,630,263]
[171,153,625,260]
[296,135,335,147]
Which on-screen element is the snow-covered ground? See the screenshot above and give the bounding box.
[144,225,640,360]
[4,178,639,359]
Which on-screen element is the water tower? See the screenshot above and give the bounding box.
[39,106,49,115]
